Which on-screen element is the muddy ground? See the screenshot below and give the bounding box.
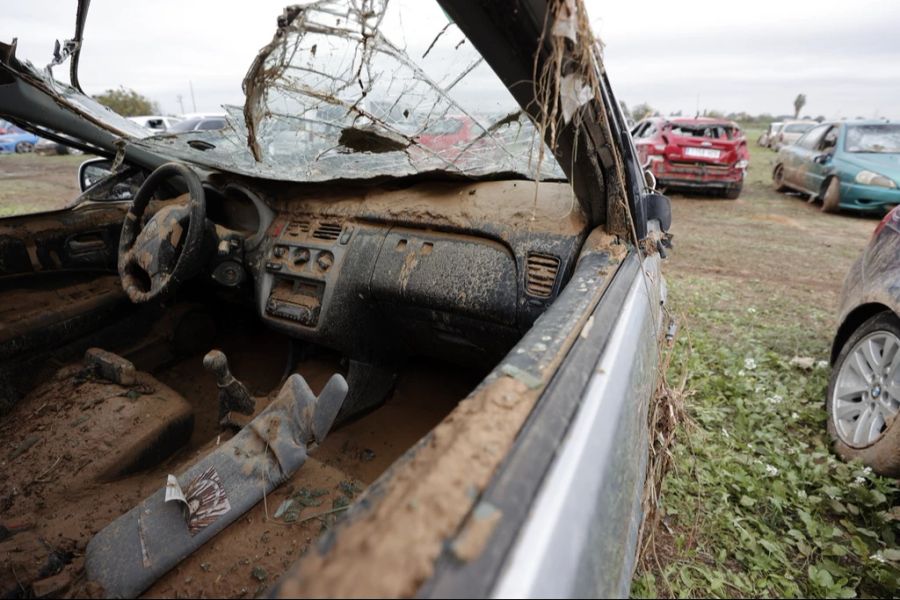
[0,154,84,218]
[664,137,875,356]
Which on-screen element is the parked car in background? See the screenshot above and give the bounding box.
[632,116,749,198]
[0,125,40,153]
[758,121,783,148]
[827,205,900,475]
[166,113,227,133]
[773,120,900,213]
[128,115,182,135]
[34,137,83,156]
[771,119,816,150]
[416,115,475,151]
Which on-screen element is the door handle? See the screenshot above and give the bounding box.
[67,232,107,254]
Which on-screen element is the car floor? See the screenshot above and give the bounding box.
[0,310,483,598]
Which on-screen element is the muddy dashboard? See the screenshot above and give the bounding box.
[228,179,589,366]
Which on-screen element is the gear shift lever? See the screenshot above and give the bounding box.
[203,350,255,426]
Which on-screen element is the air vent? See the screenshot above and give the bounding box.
[286,219,311,237]
[525,253,560,298]
[313,222,343,241]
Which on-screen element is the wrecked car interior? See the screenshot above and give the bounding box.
[0,0,670,597]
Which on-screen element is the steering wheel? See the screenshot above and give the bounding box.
[118,162,208,303]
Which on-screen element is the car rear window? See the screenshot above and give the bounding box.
[668,124,736,139]
[845,124,900,153]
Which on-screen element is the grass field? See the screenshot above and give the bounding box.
[632,132,900,597]
[0,153,83,218]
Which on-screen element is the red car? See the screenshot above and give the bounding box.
[416,115,475,151]
[632,117,750,199]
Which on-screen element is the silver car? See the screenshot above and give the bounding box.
[0,0,671,597]
[772,119,817,150]
[828,207,900,475]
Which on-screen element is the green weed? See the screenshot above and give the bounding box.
[633,280,900,598]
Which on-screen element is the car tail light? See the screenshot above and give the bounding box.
[873,205,900,238]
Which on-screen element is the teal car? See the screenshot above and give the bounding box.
[773,120,900,213]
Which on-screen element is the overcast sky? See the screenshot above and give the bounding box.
[3,0,899,120]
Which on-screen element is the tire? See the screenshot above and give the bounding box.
[14,141,33,153]
[773,164,789,192]
[827,312,900,476]
[723,182,742,200]
[821,176,841,213]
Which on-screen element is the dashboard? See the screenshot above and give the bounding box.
[94,170,590,367]
[246,179,590,366]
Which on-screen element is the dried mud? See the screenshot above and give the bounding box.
[0,335,474,598]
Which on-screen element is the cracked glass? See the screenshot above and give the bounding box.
[133,0,566,182]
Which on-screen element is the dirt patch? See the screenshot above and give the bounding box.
[663,164,873,355]
[749,213,807,230]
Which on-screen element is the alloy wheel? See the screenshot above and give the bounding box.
[832,331,900,447]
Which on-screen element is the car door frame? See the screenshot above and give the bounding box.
[783,123,830,191]
[804,123,839,194]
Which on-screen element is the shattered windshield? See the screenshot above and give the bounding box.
[845,124,900,153]
[133,0,565,183]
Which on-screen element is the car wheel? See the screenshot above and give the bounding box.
[723,182,742,200]
[773,164,789,192]
[821,177,841,213]
[14,141,34,153]
[827,312,900,476]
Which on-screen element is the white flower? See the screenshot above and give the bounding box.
[816,360,829,369]
[870,552,887,564]
[797,490,807,500]
[765,464,779,477]
[854,476,865,485]
[738,370,746,377]
[863,467,872,475]
[791,412,800,419]
[766,395,784,404]
[747,307,757,314]
[744,358,757,370]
